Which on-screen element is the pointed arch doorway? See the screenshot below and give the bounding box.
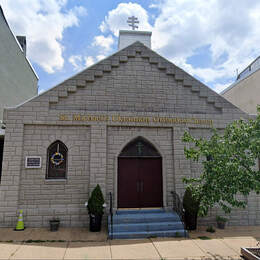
[118,137,163,208]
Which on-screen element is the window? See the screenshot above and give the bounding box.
[46,140,67,179]
[119,137,161,158]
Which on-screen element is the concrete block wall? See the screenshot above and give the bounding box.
[50,54,222,115]
[19,125,90,227]
[0,41,257,228]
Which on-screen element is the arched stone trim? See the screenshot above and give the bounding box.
[113,135,167,209]
[118,136,161,157]
[115,135,164,158]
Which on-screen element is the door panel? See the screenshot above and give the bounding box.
[118,158,139,208]
[139,158,163,207]
[118,157,163,208]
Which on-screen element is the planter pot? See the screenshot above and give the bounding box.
[217,221,226,229]
[89,214,102,232]
[184,212,198,230]
[49,220,60,232]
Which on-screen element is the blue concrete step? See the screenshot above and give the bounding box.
[111,221,184,232]
[109,229,188,239]
[108,211,180,224]
[108,209,187,239]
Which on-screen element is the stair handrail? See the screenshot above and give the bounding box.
[170,191,186,231]
[109,192,113,239]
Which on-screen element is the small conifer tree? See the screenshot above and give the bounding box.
[87,184,105,216]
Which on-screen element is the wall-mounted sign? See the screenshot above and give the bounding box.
[59,114,213,126]
[25,156,42,168]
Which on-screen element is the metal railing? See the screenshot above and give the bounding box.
[171,191,186,231]
[109,192,113,239]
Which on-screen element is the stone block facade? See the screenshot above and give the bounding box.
[0,42,259,228]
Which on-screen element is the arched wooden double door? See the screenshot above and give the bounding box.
[118,137,163,208]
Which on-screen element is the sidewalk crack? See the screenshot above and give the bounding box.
[149,238,163,259]
[8,240,25,260]
[62,241,69,259]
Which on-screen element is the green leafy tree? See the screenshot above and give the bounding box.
[182,107,260,217]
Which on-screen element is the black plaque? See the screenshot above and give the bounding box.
[25,156,41,168]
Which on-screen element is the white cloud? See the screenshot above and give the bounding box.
[213,82,233,94]
[98,1,260,87]
[93,35,114,52]
[38,88,45,94]
[96,55,106,61]
[69,55,85,71]
[0,0,87,73]
[68,54,101,72]
[151,0,260,84]
[99,2,152,36]
[85,56,95,67]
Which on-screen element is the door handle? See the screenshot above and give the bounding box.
[140,181,144,192]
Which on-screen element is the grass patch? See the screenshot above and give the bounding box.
[24,239,66,243]
[25,239,46,243]
[198,236,211,240]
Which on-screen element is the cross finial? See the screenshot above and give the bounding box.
[127,16,139,30]
[136,142,143,155]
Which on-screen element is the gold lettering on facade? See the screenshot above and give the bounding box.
[73,114,81,121]
[59,114,213,126]
[59,114,69,121]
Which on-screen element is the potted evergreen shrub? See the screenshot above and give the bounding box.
[216,216,228,229]
[86,184,105,232]
[183,186,200,230]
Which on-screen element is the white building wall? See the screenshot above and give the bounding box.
[0,8,38,128]
[118,30,152,50]
[222,69,260,115]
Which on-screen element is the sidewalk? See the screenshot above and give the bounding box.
[0,226,259,259]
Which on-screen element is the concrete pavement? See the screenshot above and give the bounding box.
[0,226,259,259]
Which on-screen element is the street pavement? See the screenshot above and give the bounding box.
[0,226,259,259]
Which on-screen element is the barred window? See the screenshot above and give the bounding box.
[46,141,67,179]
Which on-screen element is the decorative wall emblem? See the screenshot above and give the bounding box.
[50,152,64,166]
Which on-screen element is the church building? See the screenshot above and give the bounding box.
[0,26,259,233]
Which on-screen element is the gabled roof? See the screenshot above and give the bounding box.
[41,41,239,114]
[9,41,245,118]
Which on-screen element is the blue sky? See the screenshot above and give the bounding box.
[1,0,260,94]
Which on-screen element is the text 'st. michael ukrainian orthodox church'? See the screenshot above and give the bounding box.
[0,16,258,238]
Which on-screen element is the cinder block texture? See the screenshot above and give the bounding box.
[0,42,258,228]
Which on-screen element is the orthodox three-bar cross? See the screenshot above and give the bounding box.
[127,16,139,30]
